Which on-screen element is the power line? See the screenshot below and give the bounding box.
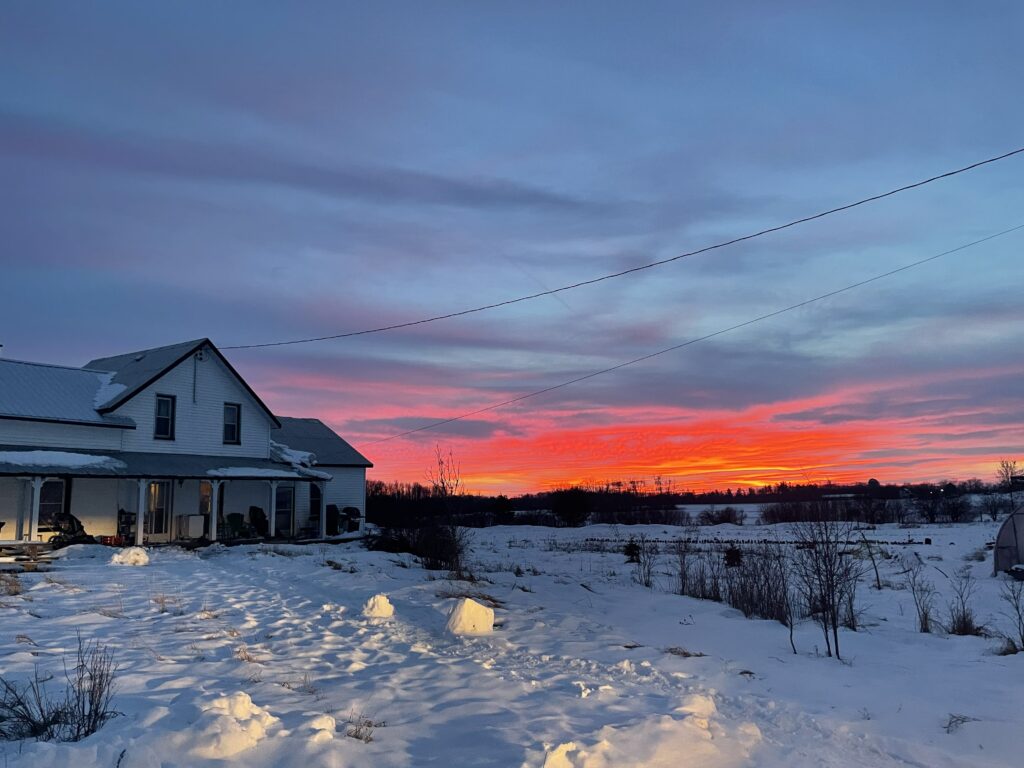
[367,222,1024,444]
[223,146,1024,350]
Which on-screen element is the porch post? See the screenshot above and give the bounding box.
[15,479,26,540]
[210,479,222,541]
[268,480,278,539]
[135,478,147,546]
[318,481,327,539]
[27,476,42,541]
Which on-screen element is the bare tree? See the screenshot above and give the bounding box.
[998,459,1019,506]
[423,445,470,577]
[633,534,658,588]
[427,444,462,501]
[792,519,864,660]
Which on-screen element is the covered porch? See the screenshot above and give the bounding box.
[0,447,338,546]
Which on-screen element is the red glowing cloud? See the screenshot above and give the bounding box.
[249,360,1024,495]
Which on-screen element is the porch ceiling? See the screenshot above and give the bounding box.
[0,445,331,481]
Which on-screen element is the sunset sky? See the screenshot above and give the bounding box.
[2,3,1022,494]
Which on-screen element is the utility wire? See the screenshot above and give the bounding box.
[224,146,1024,350]
[367,222,1024,444]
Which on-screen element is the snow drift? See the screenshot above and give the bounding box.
[190,692,278,759]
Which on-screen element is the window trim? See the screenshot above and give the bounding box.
[223,402,242,445]
[154,394,176,440]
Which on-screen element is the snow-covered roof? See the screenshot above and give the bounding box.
[0,359,135,428]
[273,417,372,467]
[0,445,331,481]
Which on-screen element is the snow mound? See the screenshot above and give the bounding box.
[446,597,494,635]
[362,593,394,618]
[539,692,761,767]
[110,546,149,566]
[303,713,337,744]
[191,692,278,759]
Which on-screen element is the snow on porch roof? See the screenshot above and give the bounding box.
[0,446,331,481]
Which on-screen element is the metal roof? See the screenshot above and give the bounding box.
[0,359,135,428]
[273,417,372,467]
[84,338,208,410]
[0,445,330,481]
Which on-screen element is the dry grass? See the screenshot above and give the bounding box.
[280,672,319,696]
[344,709,386,743]
[151,593,184,616]
[663,646,707,658]
[233,644,258,663]
[0,573,22,596]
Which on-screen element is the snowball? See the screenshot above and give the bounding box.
[191,692,278,759]
[445,597,494,636]
[110,546,149,566]
[362,593,394,618]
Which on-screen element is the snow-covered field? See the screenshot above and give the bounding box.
[0,522,1020,767]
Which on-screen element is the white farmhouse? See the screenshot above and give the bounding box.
[0,339,371,545]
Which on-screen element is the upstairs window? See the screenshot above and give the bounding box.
[154,394,176,440]
[223,402,241,445]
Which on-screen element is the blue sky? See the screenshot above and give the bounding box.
[2,2,1022,491]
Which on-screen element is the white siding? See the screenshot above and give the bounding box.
[223,480,274,520]
[0,478,27,536]
[323,467,366,522]
[112,353,274,458]
[0,419,124,450]
[70,479,120,537]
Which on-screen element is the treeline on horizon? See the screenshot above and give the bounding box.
[366,474,1020,529]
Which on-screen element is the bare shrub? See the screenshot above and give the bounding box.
[943,567,987,637]
[345,709,386,743]
[632,534,658,588]
[999,579,1024,651]
[792,519,864,660]
[697,506,746,526]
[905,558,937,633]
[0,635,118,742]
[368,524,472,575]
[944,713,979,734]
[981,495,1012,522]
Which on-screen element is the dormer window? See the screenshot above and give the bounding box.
[154,394,176,440]
[223,402,241,445]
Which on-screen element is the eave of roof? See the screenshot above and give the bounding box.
[0,445,328,481]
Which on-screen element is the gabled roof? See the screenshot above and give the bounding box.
[85,339,281,428]
[0,358,135,428]
[273,417,372,467]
